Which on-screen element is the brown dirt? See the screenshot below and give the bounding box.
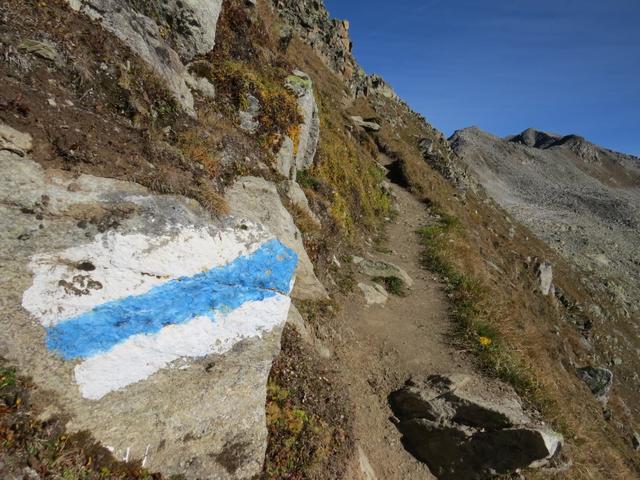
[327,157,474,479]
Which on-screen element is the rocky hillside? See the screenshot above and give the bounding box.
[451,126,640,464]
[451,129,640,313]
[452,127,640,350]
[1,0,639,479]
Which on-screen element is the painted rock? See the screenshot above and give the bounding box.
[0,140,297,479]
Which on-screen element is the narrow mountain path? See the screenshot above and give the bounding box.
[329,157,474,479]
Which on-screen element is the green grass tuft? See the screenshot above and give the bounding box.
[417,204,540,398]
[374,276,406,296]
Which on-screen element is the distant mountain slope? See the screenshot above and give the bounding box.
[450,126,640,318]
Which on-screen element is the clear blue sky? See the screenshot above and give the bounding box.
[324,0,640,156]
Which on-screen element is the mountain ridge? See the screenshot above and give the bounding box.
[1,0,640,478]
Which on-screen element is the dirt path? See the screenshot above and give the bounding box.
[329,159,473,479]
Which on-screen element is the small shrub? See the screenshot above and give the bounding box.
[374,276,406,296]
[201,60,301,142]
[0,366,16,388]
[177,129,220,177]
[296,170,323,191]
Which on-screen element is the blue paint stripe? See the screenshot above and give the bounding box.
[46,239,297,360]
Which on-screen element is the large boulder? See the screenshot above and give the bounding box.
[66,0,223,115]
[0,126,296,479]
[159,0,223,61]
[389,375,563,479]
[225,176,328,301]
[350,115,381,132]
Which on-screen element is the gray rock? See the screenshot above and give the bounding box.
[577,366,613,403]
[358,259,413,287]
[18,39,59,61]
[357,282,388,306]
[390,375,529,429]
[276,70,320,179]
[225,176,328,301]
[350,115,381,132]
[276,135,295,178]
[632,431,640,450]
[283,180,320,225]
[0,145,295,478]
[186,72,216,99]
[239,94,261,133]
[0,122,33,156]
[159,0,222,61]
[389,374,562,479]
[537,260,554,296]
[362,74,398,100]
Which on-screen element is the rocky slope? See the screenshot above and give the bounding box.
[1,0,639,479]
[451,127,640,346]
[451,127,640,319]
[451,126,640,458]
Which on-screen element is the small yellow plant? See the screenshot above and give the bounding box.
[479,336,493,347]
[287,123,301,156]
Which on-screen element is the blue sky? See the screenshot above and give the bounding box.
[324,0,640,155]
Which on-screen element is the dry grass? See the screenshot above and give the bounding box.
[193,180,229,216]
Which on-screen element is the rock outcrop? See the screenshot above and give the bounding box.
[159,0,223,61]
[0,125,297,479]
[225,176,327,301]
[577,366,614,404]
[537,260,554,296]
[270,0,399,101]
[351,115,381,132]
[276,70,320,180]
[66,0,223,115]
[389,375,563,479]
[270,0,358,81]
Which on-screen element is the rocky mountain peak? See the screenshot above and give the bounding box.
[509,128,561,149]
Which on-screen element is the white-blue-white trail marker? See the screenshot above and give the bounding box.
[22,226,297,400]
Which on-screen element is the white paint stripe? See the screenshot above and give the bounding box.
[23,226,271,327]
[74,295,291,400]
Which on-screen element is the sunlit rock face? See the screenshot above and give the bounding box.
[0,125,299,479]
